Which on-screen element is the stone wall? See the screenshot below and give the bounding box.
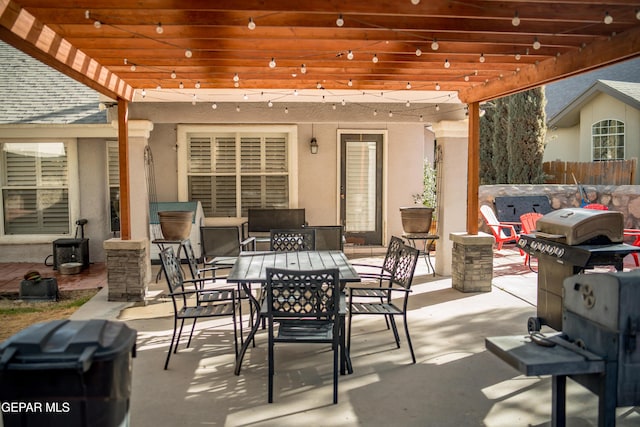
[479,185,640,232]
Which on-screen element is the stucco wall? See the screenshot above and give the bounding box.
[479,184,640,231]
[543,92,640,184]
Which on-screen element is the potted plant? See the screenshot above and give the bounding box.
[400,160,437,234]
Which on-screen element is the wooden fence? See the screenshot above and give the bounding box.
[543,159,637,185]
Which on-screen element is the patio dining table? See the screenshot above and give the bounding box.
[226,250,360,375]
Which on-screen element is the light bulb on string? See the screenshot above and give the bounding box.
[415,48,422,56]
[171,71,177,79]
[348,79,353,87]
[372,54,379,63]
[195,81,201,89]
[248,17,256,30]
[156,23,163,34]
[604,12,613,24]
[479,53,485,63]
[435,104,440,111]
[179,82,184,89]
[444,59,450,68]
[301,64,307,74]
[336,14,344,27]
[269,58,276,68]
[268,100,273,107]
[431,39,439,50]
[233,73,239,82]
[435,83,440,90]
[347,50,354,60]
[212,103,217,110]
[94,21,102,29]
[511,11,520,26]
[406,82,412,89]
[185,49,192,58]
[533,38,541,50]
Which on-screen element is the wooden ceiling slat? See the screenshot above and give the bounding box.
[3,0,639,102]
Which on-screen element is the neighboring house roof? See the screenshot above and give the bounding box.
[0,41,106,125]
[544,57,640,121]
[548,79,640,128]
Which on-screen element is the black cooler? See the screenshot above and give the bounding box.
[0,319,136,427]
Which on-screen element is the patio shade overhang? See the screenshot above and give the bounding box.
[1,0,639,104]
[1,0,639,238]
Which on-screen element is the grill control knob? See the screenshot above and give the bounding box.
[581,284,596,309]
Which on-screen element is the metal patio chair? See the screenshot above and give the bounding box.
[159,247,238,370]
[265,267,341,404]
[347,244,420,363]
[270,228,316,251]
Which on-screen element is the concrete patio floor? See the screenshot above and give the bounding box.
[69,248,640,427]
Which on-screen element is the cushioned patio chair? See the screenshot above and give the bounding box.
[159,246,238,370]
[347,244,420,363]
[265,267,341,403]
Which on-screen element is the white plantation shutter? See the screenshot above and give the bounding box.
[186,131,289,217]
[2,142,70,235]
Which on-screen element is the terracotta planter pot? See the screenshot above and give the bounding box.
[400,206,434,233]
[158,211,194,240]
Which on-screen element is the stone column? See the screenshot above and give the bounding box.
[450,232,494,292]
[431,120,469,276]
[104,238,149,301]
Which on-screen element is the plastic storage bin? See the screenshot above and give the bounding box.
[0,319,136,427]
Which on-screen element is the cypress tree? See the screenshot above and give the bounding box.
[506,87,547,183]
[479,106,496,184]
[492,97,510,183]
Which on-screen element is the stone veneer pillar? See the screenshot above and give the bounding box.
[104,238,149,302]
[450,232,494,292]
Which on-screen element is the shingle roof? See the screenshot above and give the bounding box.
[548,79,640,127]
[545,57,640,120]
[0,41,107,125]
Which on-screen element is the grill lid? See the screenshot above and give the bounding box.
[535,208,623,245]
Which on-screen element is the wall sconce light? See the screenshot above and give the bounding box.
[310,137,319,154]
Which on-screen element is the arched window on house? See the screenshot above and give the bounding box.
[592,119,625,161]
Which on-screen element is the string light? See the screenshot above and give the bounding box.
[372,54,379,63]
[604,12,613,24]
[373,110,378,116]
[236,105,240,112]
[94,20,102,29]
[444,59,450,68]
[435,83,440,90]
[406,101,411,107]
[301,64,307,74]
[269,58,276,68]
[415,48,422,56]
[243,94,249,100]
[533,37,541,50]
[284,107,289,114]
[212,103,217,109]
[233,73,239,82]
[347,50,354,60]
[192,94,197,105]
[268,100,273,107]
[511,11,520,26]
[435,104,440,111]
[411,0,420,5]
[336,14,344,27]
[636,9,640,20]
[431,39,439,50]
[179,82,184,89]
[195,81,201,89]
[348,79,353,87]
[156,23,163,34]
[317,82,322,89]
[515,53,521,60]
[248,17,256,30]
[141,89,146,98]
[185,49,192,58]
[171,71,177,79]
[388,111,393,117]
[479,53,485,63]
[406,82,412,89]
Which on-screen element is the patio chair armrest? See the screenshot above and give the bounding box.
[241,236,256,251]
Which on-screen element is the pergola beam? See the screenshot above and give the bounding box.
[458,25,640,104]
[0,0,133,101]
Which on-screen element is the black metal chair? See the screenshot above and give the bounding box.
[265,267,341,404]
[347,244,420,363]
[270,228,316,251]
[159,247,238,370]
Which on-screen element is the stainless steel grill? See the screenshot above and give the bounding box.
[563,271,640,409]
[517,208,640,332]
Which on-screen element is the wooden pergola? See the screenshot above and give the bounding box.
[1,0,639,239]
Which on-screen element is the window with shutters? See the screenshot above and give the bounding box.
[178,126,296,218]
[592,119,625,161]
[107,141,120,233]
[1,141,74,235]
